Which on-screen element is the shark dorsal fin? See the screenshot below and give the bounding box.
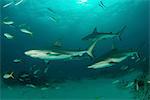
[93,27,98,34]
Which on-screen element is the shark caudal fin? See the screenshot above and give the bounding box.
[116,25,127,40]
[86,40,98,58]
[135,41,146,59]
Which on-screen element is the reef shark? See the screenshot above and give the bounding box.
[82,25,127,41]
[88,45,139,69]
[25,40,98,63]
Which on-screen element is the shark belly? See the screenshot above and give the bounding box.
[99,35,115,40]
[88,60,113,69]
[88,56,128,69]
[37,54,72,61]
[109,56,128,63]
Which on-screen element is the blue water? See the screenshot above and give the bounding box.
[1,0,149,100]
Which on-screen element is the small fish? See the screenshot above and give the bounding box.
[131,56,136,60]
[41,87,48,90]
[99,4,104,9]
[99,1,105,9]
[15,0,24,6]
[20,74,29,78]
[147,81,150,84]
[3,21,14,25]
[120,66,128,70]
[135,58,140,62]
[45,83,49,86]
[19,24,27,27]
[20,28,33,35]
[136,83,139,91]
[47,8,56,14]
[128,68,135,72]
[112,80,120,84]
[4,33,14,39]
[26,84,36,88]
[19,78,24,82]
[3,2,13,8]
[13,59,22,63]
[125,82,134,88]
[33,69,40,75]
[44,67,49,73]
[34,75,38,78]
[3,72,14,79]
[100,1,105,7]
[49,16,57,23]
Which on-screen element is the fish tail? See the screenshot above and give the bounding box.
[10,72,14,79]
[135,41,146,59]
[116,25,127,40]
[87,39,98,58]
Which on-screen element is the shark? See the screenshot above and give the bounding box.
[88,46,139,69]
[25,40,98,63]
[82,25,127,42]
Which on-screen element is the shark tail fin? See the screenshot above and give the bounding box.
[116,25,127,40]
[10,72,14,79]
[135,41,146,59]
[87,40,98,58]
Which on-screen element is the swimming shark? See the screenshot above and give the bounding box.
[25,40,98,63]
[88,46,139,69]
[82,25,127,42]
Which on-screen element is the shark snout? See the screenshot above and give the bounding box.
[24,51,30,56]
[24,50,38,56]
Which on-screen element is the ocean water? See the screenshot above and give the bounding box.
[1,0,149,100]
